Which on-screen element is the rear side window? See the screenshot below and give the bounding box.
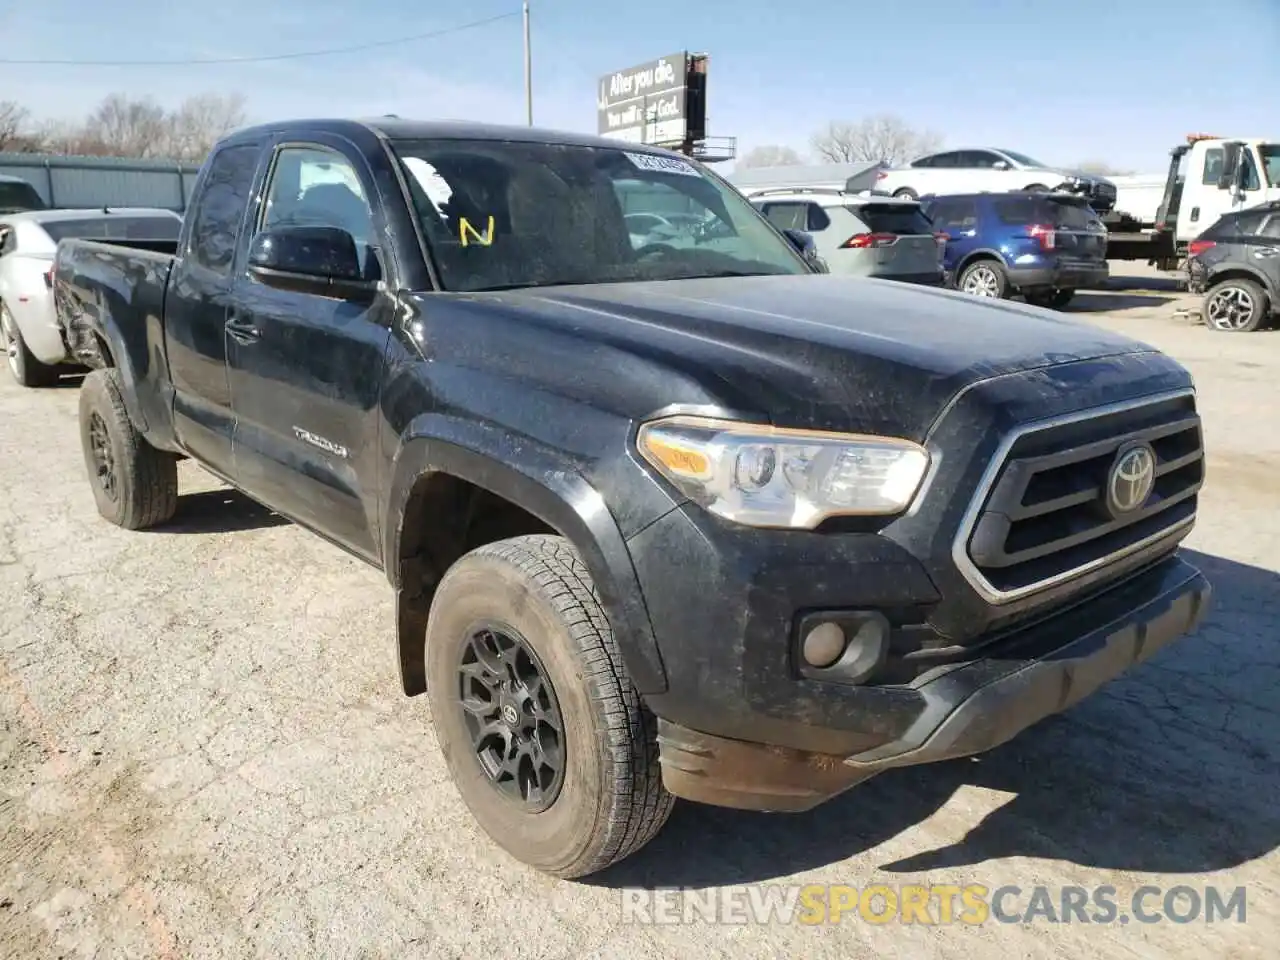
[855,204,934,235]
[189,143,261,274]
[993,198,1042,225]
[925,198,979,231]
[0,180,46,213]
[1201,210,1264,240]
[1045,198,1096,229]
[42,216,181,243]
[759,202,807,232]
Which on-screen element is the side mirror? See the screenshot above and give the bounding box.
[1217,143,1242,190]
[247,225,376,300]
[992,160,1011,170]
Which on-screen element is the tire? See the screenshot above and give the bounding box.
[892,188,918,201]
[1026,288,1075,309]
[958,259,1009,299]
[2,304,60,387]
[78,368,179,529]
[425,534,674,878]
[1023,183,1049,192]
[1204,278,1269,332]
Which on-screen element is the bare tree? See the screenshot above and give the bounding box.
[161,93,248,162]
[1074,160,1135,177]
[0,101,32,150]
[737,144,804,168]
[810,115,942,166]
[83,93,171,158]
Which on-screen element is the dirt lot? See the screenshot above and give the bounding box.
[2,264,1277,959]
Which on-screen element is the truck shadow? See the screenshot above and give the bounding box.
[152,488,289,534]
[588,549,1279,889]
[1062,292,1177,313]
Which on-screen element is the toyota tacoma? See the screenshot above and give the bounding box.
[51,118,1211,879]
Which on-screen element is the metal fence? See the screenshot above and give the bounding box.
[0,152,202,212]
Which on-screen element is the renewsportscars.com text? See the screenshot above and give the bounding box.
[620,883,1248,926]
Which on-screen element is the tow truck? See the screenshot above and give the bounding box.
[1104,133,1279,270]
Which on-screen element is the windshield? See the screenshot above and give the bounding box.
[1260,144,1280,188]
[0,180,47,214]
[998,149,1049,169]
[42,215,180,243]
[389,139,810,292]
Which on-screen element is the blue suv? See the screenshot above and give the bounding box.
[921,191,1109,308]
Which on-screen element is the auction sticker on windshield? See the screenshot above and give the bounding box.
[623,151,701,177]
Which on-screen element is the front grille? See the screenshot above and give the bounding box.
[958,391,1203,600]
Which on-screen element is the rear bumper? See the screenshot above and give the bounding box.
[655,554,1210,812]
[1008,262,1109,291]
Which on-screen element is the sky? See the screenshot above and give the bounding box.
[2,0,1277,173]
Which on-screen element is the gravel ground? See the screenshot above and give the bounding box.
[2,264,1277,959]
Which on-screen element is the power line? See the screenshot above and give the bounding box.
[0,11,521,66]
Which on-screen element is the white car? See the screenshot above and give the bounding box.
[874,148,1117,213]
[750,188,944,285]
[0,207,181,386]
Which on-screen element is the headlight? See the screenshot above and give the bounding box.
[636,415,930,529]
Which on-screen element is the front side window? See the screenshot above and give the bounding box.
[1202,148,1224,186]
[391,139,809,292]
[1260,144,1280,188]
[259,145,377,278]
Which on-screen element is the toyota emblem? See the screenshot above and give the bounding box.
[1106,443,1156,516]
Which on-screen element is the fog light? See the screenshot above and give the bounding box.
[802,622,847,668]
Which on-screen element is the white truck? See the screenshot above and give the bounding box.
[1103,134,1280,269]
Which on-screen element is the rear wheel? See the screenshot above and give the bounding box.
[1204,278,1269,332]
[892,188,918,201]
[425,534,674,879]
[958,259,1009,299]
[1023,183,1049,192]
[2,305,60,387]
[78,368,179,529]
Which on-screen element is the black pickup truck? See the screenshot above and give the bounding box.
[52,118,1211,879]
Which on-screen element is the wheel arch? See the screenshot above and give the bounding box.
[384,419,668,699]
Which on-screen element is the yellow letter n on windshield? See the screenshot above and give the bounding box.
[459,215,495,247]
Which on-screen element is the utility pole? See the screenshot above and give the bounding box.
[523,1,533,126]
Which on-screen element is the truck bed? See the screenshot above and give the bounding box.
[53,237,177,371]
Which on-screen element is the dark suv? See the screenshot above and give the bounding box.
[923,191,1109,308]
[1186,200,1280,332]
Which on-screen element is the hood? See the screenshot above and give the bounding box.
[426,274,1159,441]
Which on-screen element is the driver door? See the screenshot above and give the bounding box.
[225,138,394,562]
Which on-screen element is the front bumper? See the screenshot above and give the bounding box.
[1007,261,1110,292]
[645,537,1209,811]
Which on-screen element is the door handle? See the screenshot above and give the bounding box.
[1253,248,1280,258]
[226,313,260,344]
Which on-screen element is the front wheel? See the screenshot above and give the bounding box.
[425,534,674,878]
[78,368,179,529]
[1204,278,1269,332]
[958,259,1009,299]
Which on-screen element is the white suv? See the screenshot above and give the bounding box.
[749,189,944,286]
[875,148,1117,213]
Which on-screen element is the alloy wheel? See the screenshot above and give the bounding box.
[1205,285,1257,331]
[457,624,566,811]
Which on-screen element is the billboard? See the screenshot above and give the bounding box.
[597,52,699,147]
